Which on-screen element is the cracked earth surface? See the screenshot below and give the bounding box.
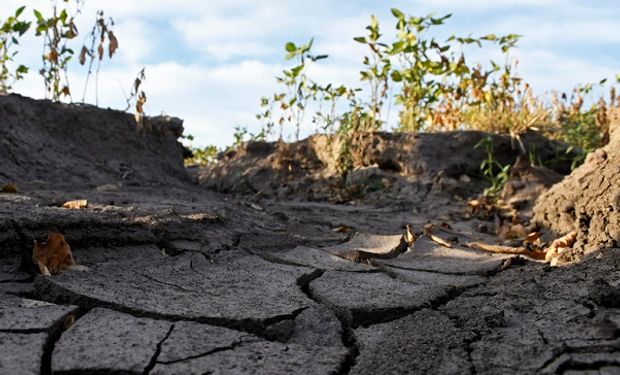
[1,95,618,374]
[1,186,618,375]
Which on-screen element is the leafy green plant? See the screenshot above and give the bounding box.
[0,6,31,94]
[256,39,328,140]
[182,134,220,166]
[475,136,511,199]
[33,0,83,100]
[353,15,391,130]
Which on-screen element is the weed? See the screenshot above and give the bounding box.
[0,6,31,94]
[182,134,219,166]
[79,10,118,104]
[256,39,328,140]
[33,0,83,100]
[475,136,511,199]
[124,68,146,123]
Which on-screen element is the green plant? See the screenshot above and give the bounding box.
[256,39,328,140]
[33,0,84,101]
[0,6,31,94]
[475,136,511,199]
[182,134,219,166]
[353,15,391,130]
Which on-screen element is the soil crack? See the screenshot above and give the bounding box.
[143,323,175,375]
[157,335,258,365]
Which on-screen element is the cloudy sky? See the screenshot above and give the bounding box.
[1,0,619,147]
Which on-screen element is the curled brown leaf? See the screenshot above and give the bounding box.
[108,31,118,58]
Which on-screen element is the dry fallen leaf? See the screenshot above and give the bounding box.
[249,202,263,211]
[32,233,76,275]
[545,231,577,263]
[1,183,19,193]
[63,314,75,330]
[405,224,417,247]
[333,225,353,233]
[62,199,88,209]
[429,233,453,248]
[466,241,546,260]
[525,231,542,244]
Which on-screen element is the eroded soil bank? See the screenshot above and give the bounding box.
[0,94,618,374]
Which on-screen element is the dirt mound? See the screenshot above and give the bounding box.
[0,94,189,190]
[534,109,620,255]
[200,131,577,204]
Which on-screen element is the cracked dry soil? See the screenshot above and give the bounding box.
[1,94,619,374]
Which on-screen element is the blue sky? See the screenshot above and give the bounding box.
[2,0,619,147]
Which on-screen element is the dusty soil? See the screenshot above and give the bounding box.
[534,110,620,257]
[0,94,618,374]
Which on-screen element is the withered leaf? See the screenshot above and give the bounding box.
[1,183,19,193]
[429,233,453,248]
[405,224,417,247]
[466,241,546,260]
[97,42,104,61]
[525,231,542,243]
[79,46,89,65]
[332,225,352,233]
[32,233,76,275]
[545,231,577,263]
[62,199,88,209]
[108,31,118,58]
[135,91,147,122]
[249,202,263,211]
[45,48,59,63]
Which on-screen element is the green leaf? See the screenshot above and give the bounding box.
[59,9,68,23]
[391,8,405,19]
[370,15,379,30]
[285,42,296,53]
[15,6,26,18]
[291,64,304,77]
[33,9,44,23]
[391,70,403,82]
[353,36,367,44]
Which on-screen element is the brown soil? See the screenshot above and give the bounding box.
[199,130,577,206]
[534,108,620,257]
